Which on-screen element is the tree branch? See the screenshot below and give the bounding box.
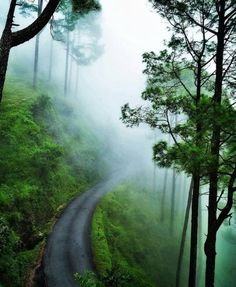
[215,165,236,231]
[222,52,236,80]
[11,0,60,47]
[225,7,236,20]
[171,58,195,99]
[185,12,218,35]
[166,110,181,149]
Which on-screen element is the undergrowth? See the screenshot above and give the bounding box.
[91,182,189,287]
[0,77,107,286]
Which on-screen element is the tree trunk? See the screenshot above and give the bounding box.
[170,168,176,233]
[153,164,157,194]
[182,176,187,209]
[160,168,168,221]
[48,37,54,82]
[64,31,70,96]
[153,131,158,197]
[197,193,203,287]
[68,54,73,95]
[170,116,178,233]
[33,0,43,88]
[75,29,80,96]
[68,31,76,95]
[188,173,200,287]
[175,178,193,287]
[177,173,182,210]
[75,63,79,95]
[0,0,17,102]
[204,3,225,286]
[186,42,205,285]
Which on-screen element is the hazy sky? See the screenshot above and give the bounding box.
[74,0,169,166]
[79,0,168,113]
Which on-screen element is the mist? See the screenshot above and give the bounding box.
[1,1,235,287]
[1,0,170,181]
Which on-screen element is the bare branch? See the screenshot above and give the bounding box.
[217,189,225,204]
[185,12,218,35]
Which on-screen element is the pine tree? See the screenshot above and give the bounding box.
[122,1,236,286]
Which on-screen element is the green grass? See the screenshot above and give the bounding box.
[0,77,107,286]
[92,183,189,287]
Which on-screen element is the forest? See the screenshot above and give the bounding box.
[0,1,235,287]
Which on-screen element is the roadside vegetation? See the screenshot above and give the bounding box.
[91,182,189,287]
[0,77,107,287]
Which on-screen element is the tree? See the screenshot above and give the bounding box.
[19,0,44,88]
[50,0,81,96]
[160,168,168,221]
[18,0,49,86]
[160,135,171,222]
[121,53,210,286]
[122,1,236,286]
[33,0,43,88]
[0,0,58,102]
[50,9,103,96]
[200,2,236,286]
[176,178,193,287]
[0,0,100,102]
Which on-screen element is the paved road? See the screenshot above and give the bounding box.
[43,173,125,287]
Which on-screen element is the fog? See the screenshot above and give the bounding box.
[1,0,235,286]
[0,0,168,171]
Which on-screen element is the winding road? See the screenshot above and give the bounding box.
[43,172,125,287]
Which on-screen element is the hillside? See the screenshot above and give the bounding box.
[0,78,107,287]
[91,182,189,287]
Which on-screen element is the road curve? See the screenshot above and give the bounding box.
[43,172,125,287]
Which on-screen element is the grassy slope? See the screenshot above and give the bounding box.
[92,183,189,287]
[0,78,106,287]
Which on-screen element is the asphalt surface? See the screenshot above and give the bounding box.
[43,173,125,287]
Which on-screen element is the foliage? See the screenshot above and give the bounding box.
[121,0,236,182]
[75,271,103,287]
[75,267,132,287]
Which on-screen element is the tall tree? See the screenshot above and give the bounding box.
[50,8,102,96]
[50,0,79,96]
[160,168,168,221]
[170,116,177,234]
[0,0,59,102]
[33,0,43,88]
[202,2,236,286]
[0,0,100,102]
[170,168,176,233]
[121,51,210,286]
[48,35,54,82]
[123,1,236,286]
[160,135,171,222]
[176,178,193,287]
